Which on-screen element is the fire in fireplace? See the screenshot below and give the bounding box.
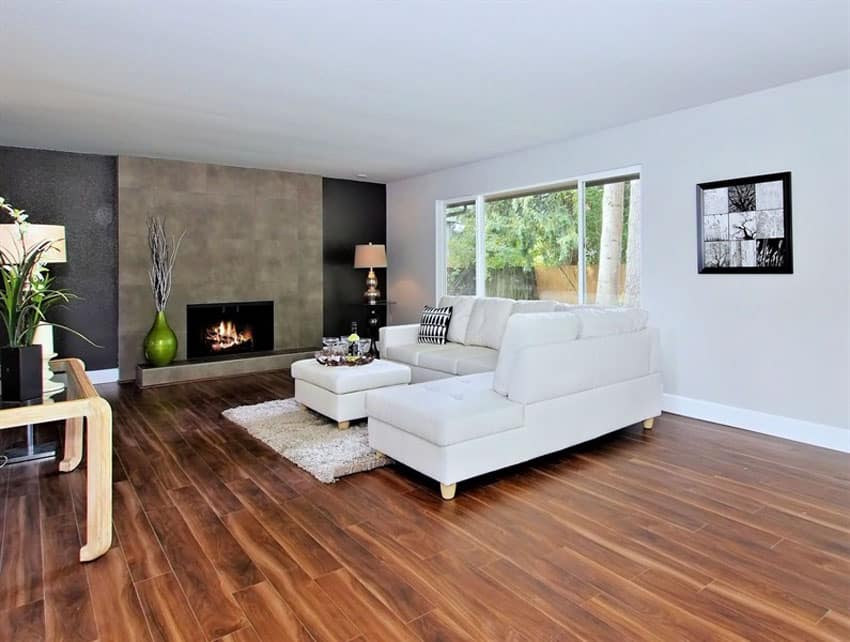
[186,301,273,359]
[206,319,254,352]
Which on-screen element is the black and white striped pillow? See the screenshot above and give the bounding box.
[417,305,453,344]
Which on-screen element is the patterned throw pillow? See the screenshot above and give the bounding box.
[417,305,453,344]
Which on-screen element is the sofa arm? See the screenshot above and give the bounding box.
[379,323,420,351]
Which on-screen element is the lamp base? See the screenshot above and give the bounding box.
[44,367,64,394]
[364,268,381,303]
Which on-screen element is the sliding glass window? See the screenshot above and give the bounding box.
[583,175,641,305]
[438,169,640,305]
[484,184,579,301]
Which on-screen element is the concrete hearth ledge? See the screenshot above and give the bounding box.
[135,348,318,388]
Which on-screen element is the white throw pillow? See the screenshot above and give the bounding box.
[464,297,515,349]
[439,295,477,344]
[493,312,580,395]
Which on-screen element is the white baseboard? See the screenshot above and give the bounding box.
[662,394,850,453]
[86,368,120,385]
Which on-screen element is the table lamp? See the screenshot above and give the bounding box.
[353,242,387,304]
[0,223,67,393]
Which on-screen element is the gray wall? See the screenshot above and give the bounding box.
[386,70,850,440]
[0,146,117,370]
[118,157,323,380]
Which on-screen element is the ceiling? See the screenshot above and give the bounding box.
[1,1,848,182]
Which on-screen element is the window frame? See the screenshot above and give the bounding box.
[435,165,641,303]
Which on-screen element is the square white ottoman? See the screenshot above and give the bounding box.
[291,358,411,429]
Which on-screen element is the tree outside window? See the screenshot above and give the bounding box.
[442,173,640,305]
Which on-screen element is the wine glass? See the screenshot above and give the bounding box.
[321,337,337,360]
[331,341,347,364]
[357,338,371,356]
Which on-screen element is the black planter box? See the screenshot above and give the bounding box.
[1,345,43,402]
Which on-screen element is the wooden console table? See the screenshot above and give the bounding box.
[0,358,112,562]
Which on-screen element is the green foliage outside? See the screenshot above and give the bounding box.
[445,183,633,298]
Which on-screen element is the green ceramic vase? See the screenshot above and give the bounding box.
[144,310,178,367]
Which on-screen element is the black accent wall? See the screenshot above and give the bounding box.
[322,178,387,337]
[0,147,118,370]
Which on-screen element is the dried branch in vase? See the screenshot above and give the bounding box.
[147,217,186,312]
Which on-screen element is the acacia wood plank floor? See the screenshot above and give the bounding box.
[0,369,848,641]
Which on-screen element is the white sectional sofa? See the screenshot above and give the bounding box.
[368,297,662,499]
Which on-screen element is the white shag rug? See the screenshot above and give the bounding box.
[222,398,391,483]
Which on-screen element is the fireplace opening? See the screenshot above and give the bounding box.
[186,301,274,360]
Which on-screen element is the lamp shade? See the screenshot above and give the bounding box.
[354,243,387,269]
[0,224,67,264]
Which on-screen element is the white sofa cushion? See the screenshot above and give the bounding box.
[439,295,477,344]
[418,345,498,376]
[464,297,515,349]
[571,307,648,338]
[366,373,523,446]
[379,323,420,351]
[384,342,446,366]
[493,312,580,395]
[506,328,654,404]
[456,350,499,375]
[512,299,557,315]
[291,358,411,394]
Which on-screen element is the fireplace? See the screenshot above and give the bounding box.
[186,301,274,359]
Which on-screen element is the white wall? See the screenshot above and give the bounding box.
[387,70,850,448]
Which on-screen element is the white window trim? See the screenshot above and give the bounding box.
[434,199,446,302]
[436,165,641,303]
[577,179,587,304]
[474,194,486,298]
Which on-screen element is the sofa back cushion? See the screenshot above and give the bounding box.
[512,299,557,315]
[506,328,654,404]
[493,312,580,395]
[464,297,515,349]
[570,307,648,338]
[438,295,477,344]
[437,296,558,349]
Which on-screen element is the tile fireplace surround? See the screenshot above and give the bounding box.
[117,156,323,381]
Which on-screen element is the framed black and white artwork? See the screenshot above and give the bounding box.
[697,172,792,274]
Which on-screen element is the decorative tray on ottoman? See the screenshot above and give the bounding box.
[315,353,375,367]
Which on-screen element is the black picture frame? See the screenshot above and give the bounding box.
[696,171,792,274]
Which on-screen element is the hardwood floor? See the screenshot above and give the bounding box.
[0,370,848,641]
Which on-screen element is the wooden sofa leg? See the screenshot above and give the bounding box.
[643,417,655,430]
[440,483,457,500]
[337,420,350,430]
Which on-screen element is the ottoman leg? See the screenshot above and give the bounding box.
[440,483,457,501]
[338,420,350,430]
[643,417,655,430]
